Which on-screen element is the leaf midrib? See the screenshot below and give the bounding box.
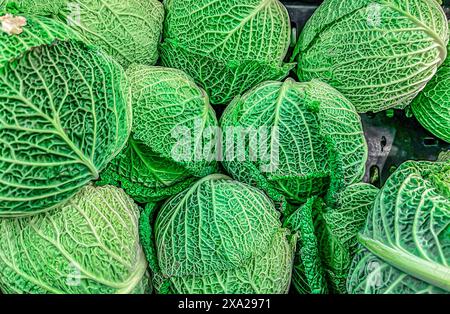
[358,234,450,292]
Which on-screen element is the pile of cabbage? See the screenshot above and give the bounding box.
[0,0,448,295]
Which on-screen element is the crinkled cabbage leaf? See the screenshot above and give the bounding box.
[438,150,450,162]
[0,185,149,294]
[347,161,450,294]
[12,0,164,67]
[220,78,367,206]
[284,183,379,294]
[412,40,450,143]
[160,0,294,105]
[99,66,218,202]
[140,174,296,294]
[293,0,449,112]
[0,15,131,217]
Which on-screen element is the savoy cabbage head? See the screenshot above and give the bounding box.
[0,15,131,217]
[12,0,164,67]
[284,183,379,294]
[412,40,450,144]
[0,185,149,294]
[160,0,294,105]
[140,174,296,294]
[347,160,450,294]
[293,0,449,113]
[220,78,367,207]
[99,65,219,203]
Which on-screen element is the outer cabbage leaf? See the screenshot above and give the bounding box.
[99,66,219,202]
[160,0,294,105]
[323,184,380,255]
[284,184,378,294]
[293,0,449,112]
[0,14,79,66]
[13,0,164,67]
[0,15,130,217]
[153,229,294,294]
[9,0,65,15]
[220,79,367,205]
[283,197,329,294]
[438,150,450,162]
[140,174,295,294]
[412,41,450,143]
[318,183,379,293]
[347,161,450,294]
[0,185,149,294]
[99,138,195,203]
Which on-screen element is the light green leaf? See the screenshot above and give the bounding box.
[412,40,450,143]
[294,0,449,112]
[143,174,295,294]
[319,183,379,293]
[285,184,378,294]
[347,161,450,294]
[161,0,293,105]
[438,151,450,162]
[99,65,219,202]
[221,79,367,205]
[0,185,149,294]
[0,15,130,217]
[12,0,164,67]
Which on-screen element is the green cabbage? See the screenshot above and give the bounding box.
[347,160,450,294]
[140,174,296,294]
[0,185,149,294]
[160,0,294,105]
[284,183,379,294]
[438,150,450,162]
[99,65,219,203]
[412,41,450,143]
[12,0,164,67]
[0,15,131,217]
[220,78,367,207]
[293,0,449,113]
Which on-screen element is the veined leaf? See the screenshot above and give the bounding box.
[0,185,149,294]
[412,39,450,143]
[12,0,164,67]
[347,161,450,294]
[161,0,293,105]
[294,0,449,112]
[141,174,295,294]
[99,66,219,202]
[221,79,367,205]
[0,15,130,217]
